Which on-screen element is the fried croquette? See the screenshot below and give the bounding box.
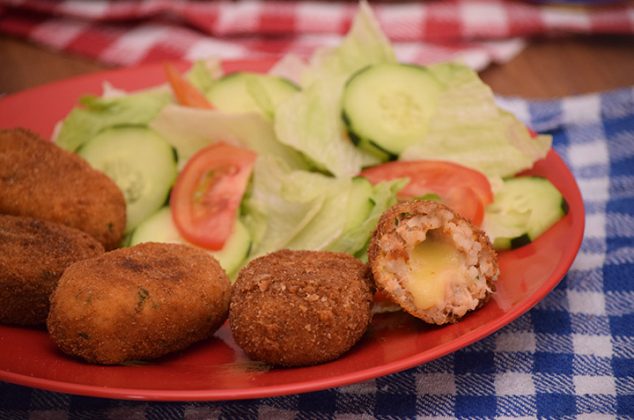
[0,128,126,250]
[230,249,374,367]
[368,200,499,325]
[0,214,104,326]
[47,242,231,365]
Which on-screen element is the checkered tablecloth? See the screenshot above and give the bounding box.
[1,0,633,70]
[1,85,632,418]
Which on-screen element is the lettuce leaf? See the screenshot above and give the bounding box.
[327,178,406,257]
[283,171,354,251]
[273,1,395,178]
[274,77,374,178]
[55,89,172,152]
[244,156,404,259]
[268,53,307,86]
[149,104,308,170]
[185,59,222,94]
[244,156,327,257]
[400,63,551,177]
[300,0,397,87]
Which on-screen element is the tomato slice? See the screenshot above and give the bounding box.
[164,63,214,109]
[170,142,257,250]
[360,160,493,225]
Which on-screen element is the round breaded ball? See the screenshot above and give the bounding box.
[0,214,104,326]
[47,242,231,364]
[368,200,499,325]
[230,249,374,367]
[0,128,126,250]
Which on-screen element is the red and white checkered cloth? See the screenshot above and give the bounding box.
[1,0,633,70]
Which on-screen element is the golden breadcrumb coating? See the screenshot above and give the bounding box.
[0,214,104,326]
[47,242,231,364]
[230,249,374,367]
[0,128,126,250]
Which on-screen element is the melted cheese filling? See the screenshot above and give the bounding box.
[406,231,464,310]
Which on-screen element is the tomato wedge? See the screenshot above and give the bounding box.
[164,63,214,109]
[170,142,257,250]
[360,160,493,225]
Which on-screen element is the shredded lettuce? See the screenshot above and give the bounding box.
[400,63,551,177]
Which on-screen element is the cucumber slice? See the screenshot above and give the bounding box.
[342,63,443,156]
[207,72,298,116]
[344,177,374,232]
[78,127,177,233]
[130,207,251,278]
[130,207,181,245]
[343,120,397,162]
[483,176,567,250]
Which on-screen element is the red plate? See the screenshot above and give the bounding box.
[0,59,584,401]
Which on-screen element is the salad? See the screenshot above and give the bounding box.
[53,1,565,278]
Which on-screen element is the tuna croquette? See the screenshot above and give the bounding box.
[230,249,374,367]
[368,200,499,325]
[0,214,104,326]
[0,128,126,250]
[47,242,231,365]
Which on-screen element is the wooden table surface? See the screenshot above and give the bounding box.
[1,34,633,98]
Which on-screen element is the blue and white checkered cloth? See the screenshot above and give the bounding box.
[1,87,633,419]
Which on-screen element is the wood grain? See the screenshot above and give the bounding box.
[480,35,634,98]
[1,34,633,98]
[0,36,109,95]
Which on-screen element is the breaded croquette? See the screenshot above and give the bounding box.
[368,200,499,325]
[0,128,126,250]
[230,249,374,367]
[47,242,231,365]
[0,214,104,326]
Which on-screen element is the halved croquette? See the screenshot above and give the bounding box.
[368,200,499,325]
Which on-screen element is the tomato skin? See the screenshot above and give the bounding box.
[527,127,538,138]
[442,186,485,227]
[170,142,256,250]
[360,160,493,225]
